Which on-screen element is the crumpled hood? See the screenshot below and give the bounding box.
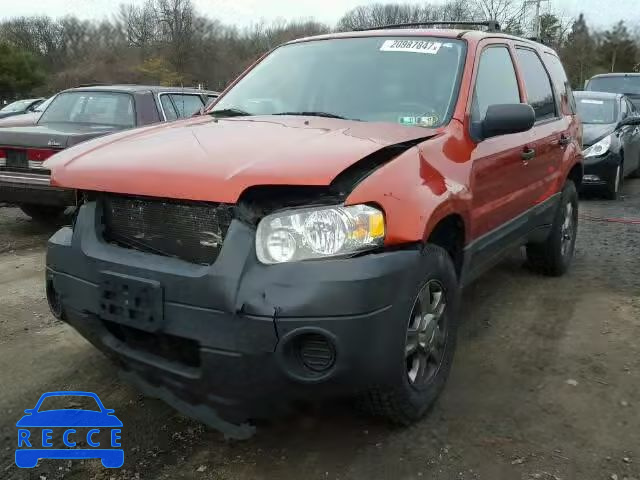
[582,123,615,147]
[46,115,436,203]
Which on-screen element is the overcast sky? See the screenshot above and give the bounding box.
[0,0,638,29]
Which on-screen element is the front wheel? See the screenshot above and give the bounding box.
[526,180,578,276]
[19,204,66,224]
[604,164,622,200]
[359,244,460,425]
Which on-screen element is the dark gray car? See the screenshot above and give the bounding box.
[585,73,640,108]
[0,85,218,221]
[575,91,640,199]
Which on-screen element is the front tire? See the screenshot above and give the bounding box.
[360,244,460,425]
[19,204,66,224]
[604,164,622,200]
[526,180,578,276]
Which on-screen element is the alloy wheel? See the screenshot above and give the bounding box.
[405,280,448,387]
[560,201,576,257]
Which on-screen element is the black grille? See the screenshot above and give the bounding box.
[103,320,201,368]
[101,194,234,265]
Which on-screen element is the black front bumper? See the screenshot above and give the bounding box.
[0,169,75,206]
[47,202,422,424]
[582,151,621,187]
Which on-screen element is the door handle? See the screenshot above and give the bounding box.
[559,134,572,146]
[521,148,536,161]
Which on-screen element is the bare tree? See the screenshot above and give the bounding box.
[337,1,477,31]
[473,0,525,32]
[118,2,159,48]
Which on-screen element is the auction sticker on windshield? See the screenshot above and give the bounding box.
[380,39,442,55]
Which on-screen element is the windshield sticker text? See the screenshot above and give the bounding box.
[380,40,442,55]
[399,116,439,127]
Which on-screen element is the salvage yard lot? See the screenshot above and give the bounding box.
[1,183,639,480]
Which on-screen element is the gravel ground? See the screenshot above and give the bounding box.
[0,181,639,480]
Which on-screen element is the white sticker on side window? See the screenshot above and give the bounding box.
[380,39,442,55]
[580,99,604,104]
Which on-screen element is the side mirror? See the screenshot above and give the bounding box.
[481,104,535,140]
[617,116,640,129]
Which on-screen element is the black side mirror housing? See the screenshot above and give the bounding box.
[617,116,640,129]
[481,104,536,140]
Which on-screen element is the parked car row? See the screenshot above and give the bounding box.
[0,85,218,221]
[0,97,44,119]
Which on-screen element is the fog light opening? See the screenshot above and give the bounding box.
[297,333,336,373]
[281,331,337,382]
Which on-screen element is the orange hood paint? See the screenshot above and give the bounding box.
[45,115,437,203]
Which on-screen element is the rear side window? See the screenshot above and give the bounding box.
[516,48,557,122]
[169,94,204,117]
[160,94,205,120]
[543,52,576,114]
[161,95,178,120]
[472,46,521,122]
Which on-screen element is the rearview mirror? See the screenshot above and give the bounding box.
[481,104,535,140]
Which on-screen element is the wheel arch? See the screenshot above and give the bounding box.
[566,161,583,191]
[425,213,466,278]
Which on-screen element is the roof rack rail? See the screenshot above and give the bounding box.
[357,20,501,32]
[74,83,109,88]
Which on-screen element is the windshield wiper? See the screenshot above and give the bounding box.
[272,111,352,120]
[209,107,252,118]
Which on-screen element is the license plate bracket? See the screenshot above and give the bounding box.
[99,271,163,332]
[6,149,27,168]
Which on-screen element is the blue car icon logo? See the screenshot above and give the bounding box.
[16,391,123,468]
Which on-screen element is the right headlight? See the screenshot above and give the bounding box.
[255,204,385,264]
[583,134,612,158]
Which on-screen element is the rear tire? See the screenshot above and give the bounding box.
[604,164,622,200]
[19,204,66,224]
[359,244,460,425]
[526,180,578,277]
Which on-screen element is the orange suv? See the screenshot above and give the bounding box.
[45,23,583,434]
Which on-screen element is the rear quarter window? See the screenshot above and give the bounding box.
[543,52,576,115]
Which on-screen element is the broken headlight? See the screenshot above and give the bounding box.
[255,204,385,264]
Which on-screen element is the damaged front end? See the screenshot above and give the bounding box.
[45,138,429,438]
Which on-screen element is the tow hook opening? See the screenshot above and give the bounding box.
[46,277,64,320]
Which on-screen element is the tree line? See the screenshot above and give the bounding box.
[0,0,639,101]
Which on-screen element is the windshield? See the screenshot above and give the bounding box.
[212,37,466,127]
[0,99,33,113]
[587,76,640,96]
[33,96,55,113]
[576,96,618,124]
[38,91,136,128]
